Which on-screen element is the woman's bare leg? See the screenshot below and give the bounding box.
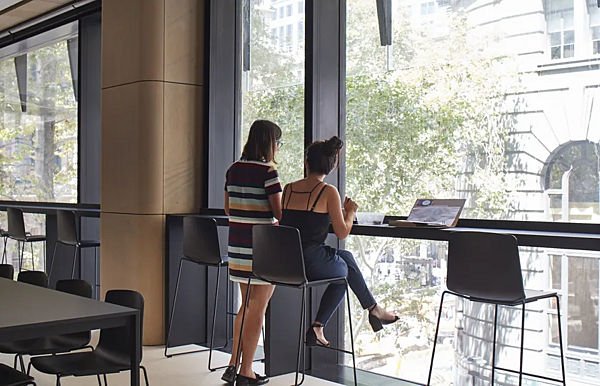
[238,284,275,379]
[228,283,248,367]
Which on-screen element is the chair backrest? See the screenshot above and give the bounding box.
[97,290,145,364]
[0,264,14,280]
[183,217,222,265]
[252,225,307,286]
[55,279,93,343]
[57,210,79,246]
[17,271,48,287]
[7,208,26,240]
[447,231,525,303]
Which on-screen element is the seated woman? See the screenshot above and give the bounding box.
[280,136,398,346]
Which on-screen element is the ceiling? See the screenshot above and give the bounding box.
[0,0,73,32]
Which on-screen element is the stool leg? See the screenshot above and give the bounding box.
[18,241,23,272]
[294,285,306,386]
[518,302,526,386]
[71,245,79,279]
[30,242,35,271]
[2,236,7,264]
[555,296,566,385]
[48,242,59,280]
[208,265,221,371]
[164,259,185,358]
[427,291,447,386]
[234,278,252,373]
[491,304,499,385]
[346,280,357,386]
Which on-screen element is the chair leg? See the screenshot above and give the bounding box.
[18,241,23,272]
[30,242,35,271]
[56,376,61,386]
[97,375,103,386]
[48,242,59,280]
[13,354,18,369]
[141,366,150,386]
[208,265,221,371]
[19,354,25,373]
[555,295,566,385]
[518,302,525,386]
[234,278,252,373]
[346,280,357,386]
[164,259,185,358]
[294,286,306,386]
[427,291,447,386]
[491,304,499,386]
[71,245,79,279]
[27,361,32,375]
[104,374,108,386]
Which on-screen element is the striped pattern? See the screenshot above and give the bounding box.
[225,160,282,284]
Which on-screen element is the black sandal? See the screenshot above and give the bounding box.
[235,372,269,385]
[305,323,330,347]
[368,304,400,332]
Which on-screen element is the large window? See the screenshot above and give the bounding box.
[0,26,78,203]
[241,0,305,185]
[344,0,600,384]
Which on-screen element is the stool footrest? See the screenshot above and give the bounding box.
[494,366,564,384]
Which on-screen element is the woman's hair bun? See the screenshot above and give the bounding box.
[323,136,344,157]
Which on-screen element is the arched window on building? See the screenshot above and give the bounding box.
[542,140,600,222]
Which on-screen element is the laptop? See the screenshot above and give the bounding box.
[389,199,466,228]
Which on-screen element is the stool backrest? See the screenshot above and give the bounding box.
[447,231,525,303]
[17,271,48,287]
[183,217,222,265]
[0,264,14,279]
[57,210,79,246]
[97,289,145,364]
[253,225,307,286]
[7,208,26,240]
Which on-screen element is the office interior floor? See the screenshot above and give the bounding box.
[0,342,340,386]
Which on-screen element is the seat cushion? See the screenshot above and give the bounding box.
[0,363,35,386]
[30,350,129,377]
[25,235,46,242]
[78,240,100,248]
[0,335,89,356]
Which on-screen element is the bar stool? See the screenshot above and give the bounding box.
[427,231,566,386]
[1,228,9,264]
[164,217,234,371]
[48,210,100,284]
[236,225,357,386]
[7,208,45,272]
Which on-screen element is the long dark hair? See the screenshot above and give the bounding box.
[306,136,344,175]
[242,120,282,163]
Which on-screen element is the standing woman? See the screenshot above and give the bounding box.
[222,120,283,386]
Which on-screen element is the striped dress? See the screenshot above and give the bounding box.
[225,159,282,284]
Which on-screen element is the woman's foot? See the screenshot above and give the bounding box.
[236,372,269,385]
[306,323,330,347]
[368,304,399,332]
[221,365,236,384]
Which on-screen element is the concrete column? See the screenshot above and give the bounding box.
[100,0,205,345]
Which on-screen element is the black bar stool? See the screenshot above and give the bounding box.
[48,210,100,285]
[1,228,9,264]
[164,217,234,370]
[7,208,46,272]
[427,231,566,386]
[236,225,357,386]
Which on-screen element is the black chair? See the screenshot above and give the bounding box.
[48,210,100,283]
[427,231,566,386]
[0,279,93,372]
[235,225,357,386]
[0,263,14,279]
[1,228,9,264]
[7,208,46,272]
[0,363,36,386]
[165,216,236,370]
[17,271,48,288]
[29,289,149,386]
